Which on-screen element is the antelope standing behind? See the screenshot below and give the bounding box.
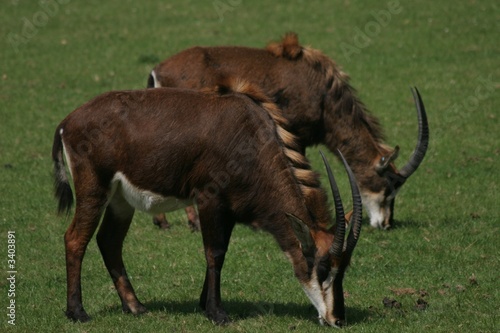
[149,32,429,230]
[52,79,362,327]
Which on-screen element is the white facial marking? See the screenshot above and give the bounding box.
[362,191,385,229]
[300,272,339,327]
[301,279,327,321]
[284,251,339,327]
[322,272,334,290]
[110,172,191,213]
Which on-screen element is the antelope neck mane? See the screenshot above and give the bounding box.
[266,32,386,146]
[215,77,331,227]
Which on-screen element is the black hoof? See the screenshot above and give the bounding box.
[206,309,230,325]
[122,302,148,315]
[188,219,200,232]
[153,216,171,230]
[66,308,91,322]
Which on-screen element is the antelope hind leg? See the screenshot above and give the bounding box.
[65,195,107,322]
[198,198,235,324]
[97,196,146,315]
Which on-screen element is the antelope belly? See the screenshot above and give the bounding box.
[111,172,190,213]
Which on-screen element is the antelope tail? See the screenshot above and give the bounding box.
[52,127,74,215]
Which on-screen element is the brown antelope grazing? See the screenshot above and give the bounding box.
[52,79,362,327]
[149,32,429,230]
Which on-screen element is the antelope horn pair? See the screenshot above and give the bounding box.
[320,150,362,259]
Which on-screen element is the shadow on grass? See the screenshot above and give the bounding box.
[97,298,369,325]
[389,218,425,230]
[358,216,426,231]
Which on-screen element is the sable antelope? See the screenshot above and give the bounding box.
[149,32,429,230]
[52,79,362,327]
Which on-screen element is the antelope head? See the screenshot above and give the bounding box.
[287,151,362,327]
[364,87,429,229]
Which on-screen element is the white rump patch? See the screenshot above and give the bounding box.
[150,70,162,88]
[110,172,190,213]
[61,140,74,180]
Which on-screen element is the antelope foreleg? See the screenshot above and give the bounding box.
[152,213,171,229]
[186,205,200,231]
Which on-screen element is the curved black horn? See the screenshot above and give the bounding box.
[398,87,429,179]
[320,151,345,259]
[337,150,362,257]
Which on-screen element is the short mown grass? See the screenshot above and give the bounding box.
[0,1,498,332]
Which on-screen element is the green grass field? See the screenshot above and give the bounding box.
[1,1,498,332]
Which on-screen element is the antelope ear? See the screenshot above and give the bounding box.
[376,146,400,174]
[286,213,315,254]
